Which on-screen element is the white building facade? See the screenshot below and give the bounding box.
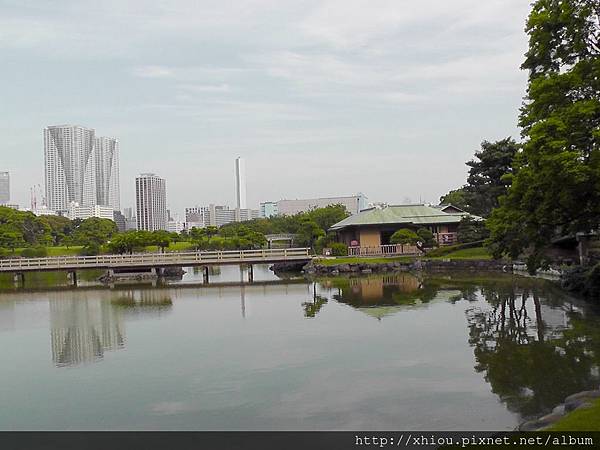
[94,136,120,211]
[136,173,167,231]
[234,157,247,210]
[0,171,9,204]
[67,202,115,221]
[44,125,120,214]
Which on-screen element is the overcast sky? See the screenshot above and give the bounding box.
[1,0,531,217]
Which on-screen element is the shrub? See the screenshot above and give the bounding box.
[425,240,484,257]
[416,228,436,248]
[390,228,419,245]
[79,243,100,256]
[330,242,348,256]
[20,246,48,258]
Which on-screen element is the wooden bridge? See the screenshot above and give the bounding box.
[0,248,312,284]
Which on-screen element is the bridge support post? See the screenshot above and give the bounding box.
[13,272,24,285]
[67,271,78,287]
[203,266,209,284]
[248,264,254,283]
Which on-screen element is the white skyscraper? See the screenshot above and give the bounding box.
[95,136,120,211]
[44,125,96,212]
[136,173,167,231]
[44,125,121,214]
[0,172,9,204]
[235,157,247,209]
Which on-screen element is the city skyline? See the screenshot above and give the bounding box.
[1,1,530,214]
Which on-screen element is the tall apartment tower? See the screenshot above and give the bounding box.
[44,125,97,213]
[135,173,167,231]
[95,136,120,211]
[0,172,9,204]
[234,157,247,210]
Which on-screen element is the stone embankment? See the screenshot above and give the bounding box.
[98,266,186,283]
[519,389,600,431]
[271,259,512,275]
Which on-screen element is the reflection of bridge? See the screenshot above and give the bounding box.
[265,234,297,248]
[1,248,312,284]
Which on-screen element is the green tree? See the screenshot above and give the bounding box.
[416,228,437,248]
[487,0,600,264]
[439,188,470,211]
[296,219,325,249]
[440,138,519,217]
[390,228,419,245]
[73,217,118,247]
[457,217,489,243]
[306,204,349,230]
[41,215,73,246]
[151,230,172,252]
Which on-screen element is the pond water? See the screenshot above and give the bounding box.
[0,266,599,430]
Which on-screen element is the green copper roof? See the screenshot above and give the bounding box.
[330,204,480,230]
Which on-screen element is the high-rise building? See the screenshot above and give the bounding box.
[94,136,120,211]
[260,201,278,218]
[0,172,9,204]
[44,125,121,214]
[135,173,167,231]
[234,157,246,210]
[44,125,96,213]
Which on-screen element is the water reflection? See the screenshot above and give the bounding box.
[322,273,459,319]
[50,297,126,367]
[465,282,600,420]
[50,290,173,367]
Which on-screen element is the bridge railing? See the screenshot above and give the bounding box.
[0,248,312,271]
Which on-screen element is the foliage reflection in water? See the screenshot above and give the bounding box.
[320,273,600,421]
[0,268,600,430]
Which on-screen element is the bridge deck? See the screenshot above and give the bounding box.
[0,248,312,273]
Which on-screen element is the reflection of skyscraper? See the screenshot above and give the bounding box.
[234,157,246,209]
[50,296,125,367]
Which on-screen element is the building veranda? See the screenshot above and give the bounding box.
[330,204,481,256]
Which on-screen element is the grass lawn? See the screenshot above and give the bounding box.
[548,398,600,431]
[427,246,491,260]
[11,246,84,257]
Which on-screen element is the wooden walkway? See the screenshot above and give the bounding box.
[0,248,312,273]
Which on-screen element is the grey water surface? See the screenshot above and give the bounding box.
[1,266,599,431]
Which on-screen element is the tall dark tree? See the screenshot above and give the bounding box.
[440,138,519,217]
[488,0,600,264]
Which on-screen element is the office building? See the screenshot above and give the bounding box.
[167,219,185,234]
[136,173,167,231]
[113,211,127,232]
[185,206,205,224]
[67,202,115,221]
[260,201,278,218]
[0,172,9,204]
[277,193,368,216]
[44,125,121,214]
[234,157,247,209]
[94,136,120,211]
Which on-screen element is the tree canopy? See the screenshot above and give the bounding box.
[440,138,519,217]
[487,0,600,264]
